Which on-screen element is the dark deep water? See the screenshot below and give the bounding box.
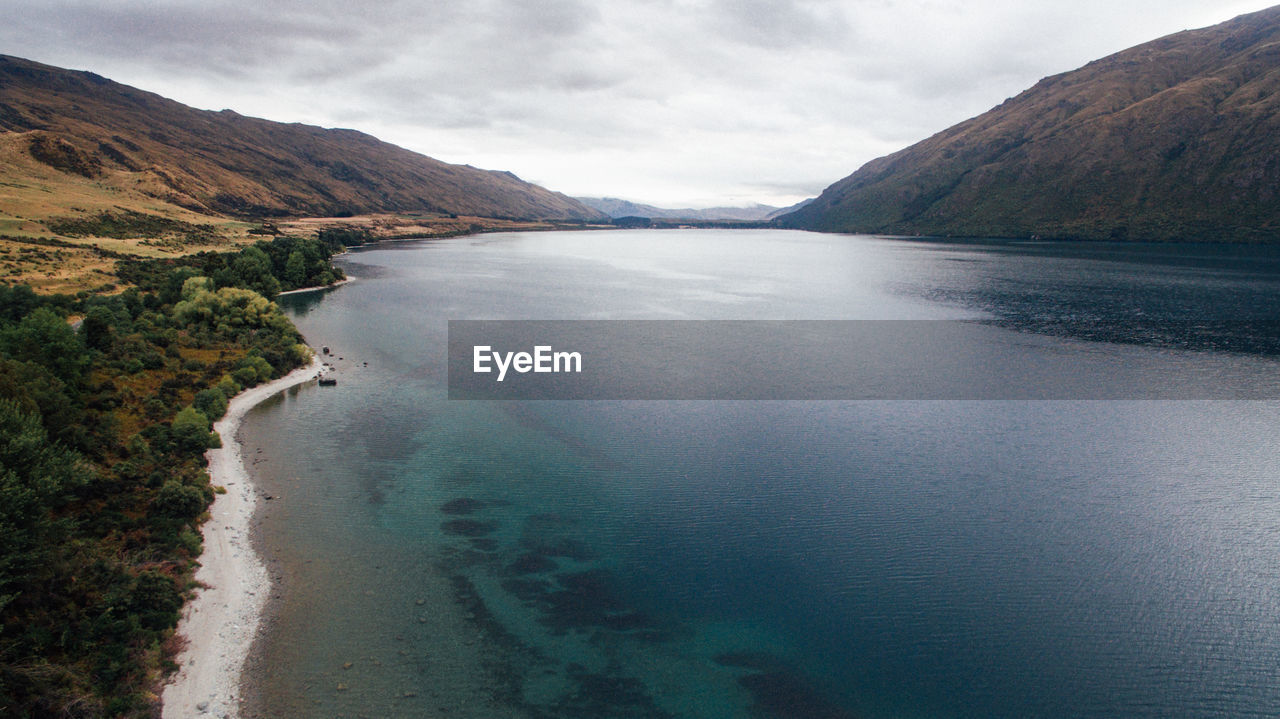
[243,230,1280,718]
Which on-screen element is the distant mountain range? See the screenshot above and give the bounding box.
[0,55,601,223]
[778,7,1280,242]
[577,196,811,222]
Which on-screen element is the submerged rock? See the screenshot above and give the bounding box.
[507,553,558,575]
[442,519,498,537]
[440,497,485,515]
[713,651,785,672]
[737,671,857,719]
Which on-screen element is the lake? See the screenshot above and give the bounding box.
[242,229,1280,718]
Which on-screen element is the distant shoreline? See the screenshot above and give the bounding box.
[160,357,322,719]
[276,276,354,296]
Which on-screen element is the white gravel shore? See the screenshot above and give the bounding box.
[161,357,322,719]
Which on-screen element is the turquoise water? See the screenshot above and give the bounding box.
[244,230,1280,718]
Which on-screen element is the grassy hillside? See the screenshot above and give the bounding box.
[780,6,1280,242]
[0,55,601,222]
[0,54,605,292]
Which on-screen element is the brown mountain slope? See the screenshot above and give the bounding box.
[779,6,1280,242]
[0,54,601,222]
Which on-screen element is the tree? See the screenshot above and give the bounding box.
[231,354,275,387]
[160,266,203,305]
[284,249,307,289]
[173,281,294,337]
[0,359,77,440]
[170,406,214,453]
[227,245,280,299]
[129,570,184,630]
[192,387,228,421]
[0,284,41,324]
[0,400,87,614]
[81,305,116,352]
[0,307,89,386]
[152,480,206,520]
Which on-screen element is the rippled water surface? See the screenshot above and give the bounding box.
[244,231,1280,718]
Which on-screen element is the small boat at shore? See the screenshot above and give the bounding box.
[318,377,337,386]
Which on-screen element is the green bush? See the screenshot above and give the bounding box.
[232,354,274,387]
[216,375,241,397]
[152,480,206,520]
[192,387,228,421]
[130,570,184,630]
[170,406,214,452]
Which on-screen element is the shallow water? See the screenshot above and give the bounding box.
[243,230,1280,718]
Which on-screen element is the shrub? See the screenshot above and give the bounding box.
[170,406,214,452]
[232,355,274,387]
[130,570,184,630]
[192,388,227,421]
[152,481,206,520]
[216,375,241,397]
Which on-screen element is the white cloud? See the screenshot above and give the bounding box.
[2,0,1276,207]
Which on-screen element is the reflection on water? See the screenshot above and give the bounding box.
[244,231,1280,718]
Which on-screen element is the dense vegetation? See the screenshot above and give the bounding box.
[116,235,346,300]
[315,226,373,250]
[0,236,332,717]
[47,211,218,246]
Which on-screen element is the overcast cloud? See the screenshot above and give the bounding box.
[3,0,1275,206]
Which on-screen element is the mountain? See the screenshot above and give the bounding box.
[765,197,814,221]
[779,7,1280,242]
[576,196,783,221]
[0,55,601,222]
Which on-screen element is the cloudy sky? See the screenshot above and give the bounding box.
[4,1,1276,207]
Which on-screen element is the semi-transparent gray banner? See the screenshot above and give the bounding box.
[447,320,1280,400]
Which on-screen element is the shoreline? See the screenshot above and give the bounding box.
[276,276,354,296]
[160,357,322,719]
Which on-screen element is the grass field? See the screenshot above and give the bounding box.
[0,133,266,293]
